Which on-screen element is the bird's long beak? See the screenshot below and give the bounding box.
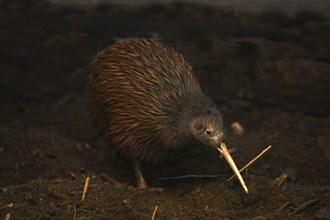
[217,142,249,193]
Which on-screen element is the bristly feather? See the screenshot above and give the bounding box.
[88,39,217,163]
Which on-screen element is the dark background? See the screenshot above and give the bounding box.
[0,0,329,219]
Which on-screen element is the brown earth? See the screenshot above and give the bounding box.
[0,1,329,219]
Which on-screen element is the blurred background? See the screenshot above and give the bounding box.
[1,0,329,219]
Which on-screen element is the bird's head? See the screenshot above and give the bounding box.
[191,107,224,147]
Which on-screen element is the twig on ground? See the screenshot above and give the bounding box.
[4,213,10,220]
[277,201,290,212]
[290,198,321,215]
[81,176,90,203]
[159,174,223,181]
[73,205,77,220]
[151,205,158,220]
[227,145,272,182]
[158,145,272,186]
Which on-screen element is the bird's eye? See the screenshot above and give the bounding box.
[206,130,212,135]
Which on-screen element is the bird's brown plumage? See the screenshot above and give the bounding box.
[89,39,215,161]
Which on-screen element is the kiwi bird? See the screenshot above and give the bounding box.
[88,39,247,191]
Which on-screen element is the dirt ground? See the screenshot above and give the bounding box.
[1,1,330,219]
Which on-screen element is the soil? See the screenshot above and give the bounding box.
[1,1,330,219]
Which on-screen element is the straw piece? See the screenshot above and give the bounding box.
[227,145,272,182]
[81,176,90,203]
[151,205,158,220]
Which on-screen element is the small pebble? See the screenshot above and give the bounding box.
[231,121,245,136]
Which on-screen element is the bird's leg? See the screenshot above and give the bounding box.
[131,161,148,189]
